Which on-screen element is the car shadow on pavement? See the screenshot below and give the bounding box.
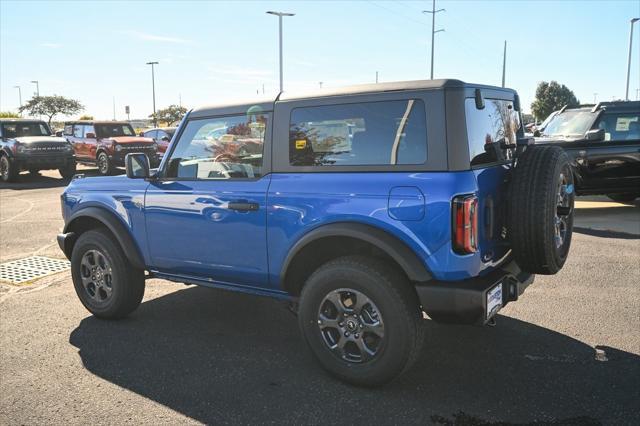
[0,168,124,191]
[69,286,639,425]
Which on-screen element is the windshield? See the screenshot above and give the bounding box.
[542,111,594,137]
[538,111,558,130]
[95,124,135,138]
[1,122,51,138]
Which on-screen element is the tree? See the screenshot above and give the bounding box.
[531,81,579,121]
[19,95,84,126]
[0,111,20,118]
[79,114,94,120]
[151,105,187,126]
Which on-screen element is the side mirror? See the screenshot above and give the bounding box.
[139,132,145,137]
[161,136,170,142]
[125,153,150,179]
[585,128,605,141]
[85,132,96,139]
[55,130,63,137]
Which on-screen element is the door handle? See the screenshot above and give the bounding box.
[227,202,259,212]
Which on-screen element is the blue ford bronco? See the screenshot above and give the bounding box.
[57,80,575,386]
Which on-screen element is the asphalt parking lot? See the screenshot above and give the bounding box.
[1,169,639,425]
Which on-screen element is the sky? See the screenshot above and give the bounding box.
[1,0,639,120]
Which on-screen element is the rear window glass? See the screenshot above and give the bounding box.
[465,98,520,167]
[289,99,427,166]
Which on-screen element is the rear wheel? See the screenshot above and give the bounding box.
[507,145,575,275]
[97,152,113,176]
[0,155,18,182]
[59,161,77,179]
[298,256,424,387]
[71,229,145,319]
[607,193,638,204]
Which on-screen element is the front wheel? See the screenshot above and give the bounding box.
[298,256,424,387]
[607,193,638,204]
[71,229,145,319]
[0,155,18,182]
[97,152,113,176]
[59,161,77,179]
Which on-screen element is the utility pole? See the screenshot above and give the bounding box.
[319,82,323,89]
[625,18,639,101]
[423,1,445,80]
[376,71,379,83]
[146,61,159,127]
[266,11,295,92]
[13,86,22,114]
[112,97,116,120]
[179,93,182,108]
[30,80,40,97]
[501,40,507,88]
[593,93,598,103]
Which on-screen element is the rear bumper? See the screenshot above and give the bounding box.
[415,260,534,325]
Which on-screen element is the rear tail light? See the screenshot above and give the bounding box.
[452,194,478,254]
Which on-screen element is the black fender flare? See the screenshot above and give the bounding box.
[280,222,432,287]
[1,147,14,158]
[63,207,146,269]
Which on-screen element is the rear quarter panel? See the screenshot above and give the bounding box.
[267,171,491,287]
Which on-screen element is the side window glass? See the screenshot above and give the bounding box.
[64,125,73,136]
[85,125,95,137]
[145,130,157,140]
[465,98,520,166]
[165,112,267,179]
[596,113,639,141]
[289,100,427,166]
[73,125,84,138]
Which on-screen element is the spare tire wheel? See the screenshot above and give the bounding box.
[507,145,574,274]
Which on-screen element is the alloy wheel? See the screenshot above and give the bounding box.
[317,288,385,363]
[554,170,573,249]
[80,249,114,304]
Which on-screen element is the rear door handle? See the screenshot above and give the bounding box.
[228,202,259,212]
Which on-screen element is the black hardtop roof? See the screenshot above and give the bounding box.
[564,100,640,113]
[64,120,133,125]
[190,79,516,117]
[0,118,47,123]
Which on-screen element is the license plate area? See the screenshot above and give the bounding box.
[486,282,503,320]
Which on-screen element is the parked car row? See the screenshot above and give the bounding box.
[0,119,179,182]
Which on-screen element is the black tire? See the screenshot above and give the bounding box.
[507,145,575,275]
[28,168,41,175]
[59,161,77,179]
[97,152,113,176]
[71,229,145,319]
[607,193,638,204]
[0,155,19,182]
[298,255,424,387]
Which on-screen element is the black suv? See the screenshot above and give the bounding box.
[535,101,640,202]
[0,119,76,182]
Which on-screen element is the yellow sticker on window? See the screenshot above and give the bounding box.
[295,139,307,149]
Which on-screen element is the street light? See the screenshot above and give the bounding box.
[13,86,22,113]
[30,80,40,97]
[625,18,639,101]
[146,61,159,127]
[423,0,445,80]
[266,11,295,92]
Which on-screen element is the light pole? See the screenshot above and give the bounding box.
[501,40,507,88]
[146,61,159,127]
[593,93,598,103]
[13,86,22,113]
[625,18,639,101]
[423,1,445,80]
[266,11,295,92]
[30,80,40,98]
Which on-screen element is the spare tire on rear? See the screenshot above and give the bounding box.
[507,145,574,275]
